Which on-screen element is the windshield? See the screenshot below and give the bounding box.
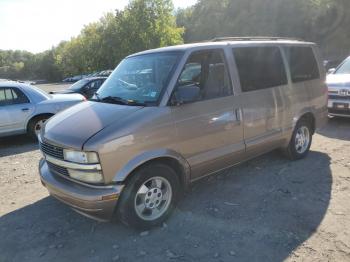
[95,52,182,106]
[335,58,350,74]
[69,79,90,90]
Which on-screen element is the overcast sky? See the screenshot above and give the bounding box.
[0,0,196,53]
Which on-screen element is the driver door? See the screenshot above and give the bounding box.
[170,49,245,180]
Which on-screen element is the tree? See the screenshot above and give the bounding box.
[0,0,184,80]
[2,0,350,81]
[177,0,350,59]
[55,0,184,77]
[115,0,184,60]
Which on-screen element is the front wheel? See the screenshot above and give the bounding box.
[284,119,313,160]
[116,163,180,229]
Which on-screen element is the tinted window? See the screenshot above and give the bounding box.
[233,47,287,92]
[177,49,232,101]
[89,79,103,89]
[0,87,29,106]
[286,46,320,82]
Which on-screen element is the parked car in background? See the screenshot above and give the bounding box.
[0,82,85,138]
[62,75,85,83]
[97,70,113,77]
[62,77,73,82]
[38,38,327,229]
[62,71,112,83]
[51,77,107,99]
[327,56,350,117]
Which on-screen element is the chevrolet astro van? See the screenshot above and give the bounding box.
[39,37,328,228]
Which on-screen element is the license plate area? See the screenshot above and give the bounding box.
[333,102,349,109]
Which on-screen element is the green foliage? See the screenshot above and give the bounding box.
[179,0,350,58]
[0,0,183,81]
[1,0,349,81]
[55,0,183,79]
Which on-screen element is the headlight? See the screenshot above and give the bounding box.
[68,169,103,183]
[63,149,99,164]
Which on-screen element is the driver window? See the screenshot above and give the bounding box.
[85,81,94,90]
[177,49,232,102]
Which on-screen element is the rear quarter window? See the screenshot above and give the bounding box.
[233,46,287,92]
[286,46,320,83]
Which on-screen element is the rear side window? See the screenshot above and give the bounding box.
[0,87,29,106]
[286,46,320,82]
[233,46,287,92]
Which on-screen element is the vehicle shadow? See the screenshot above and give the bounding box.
[317,117,350,141]
[0,135,38,157]
[0,151,331,262]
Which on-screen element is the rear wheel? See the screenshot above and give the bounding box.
[284,119,313,160]
[28,115,51,139]
[117,163,180,229]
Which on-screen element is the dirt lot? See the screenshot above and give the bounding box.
[0,85,349,261]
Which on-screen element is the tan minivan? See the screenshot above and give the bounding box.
[39,37,328,228]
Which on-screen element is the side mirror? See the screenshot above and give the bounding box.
[172,84,200,105]
[328,68,336,74]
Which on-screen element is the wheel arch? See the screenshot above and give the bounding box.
[113,149,191,190]
[26,113,55,131]
[292,110,316,134]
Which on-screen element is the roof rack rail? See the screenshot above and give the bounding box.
[211,36,303,42]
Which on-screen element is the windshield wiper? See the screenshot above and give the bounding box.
[90,93,146,106]
[99,96,146,106]
[100,96,128,105]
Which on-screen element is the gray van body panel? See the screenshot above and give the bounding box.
[43,41,327,185]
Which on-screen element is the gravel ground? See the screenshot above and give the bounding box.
[0,85,349,261]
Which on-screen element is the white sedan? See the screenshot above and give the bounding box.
[0,81,85,138]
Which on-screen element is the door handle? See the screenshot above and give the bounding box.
[234,108,241,122]
[21,108,29,112]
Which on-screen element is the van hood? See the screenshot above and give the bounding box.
[43,101,143,149]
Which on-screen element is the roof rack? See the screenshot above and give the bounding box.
[211,36,303,42]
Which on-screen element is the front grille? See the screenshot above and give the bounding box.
[329,95,350,100]
[40,141,64,159]
[47,162,69,177]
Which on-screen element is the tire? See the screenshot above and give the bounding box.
[284,119,313,160]
[117,163,181,229]
[27,115,51,139]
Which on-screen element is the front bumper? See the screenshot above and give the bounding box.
[39,158,124,221]
[328,99,350,117]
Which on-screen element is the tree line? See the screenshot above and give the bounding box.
[1,0,349,82]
